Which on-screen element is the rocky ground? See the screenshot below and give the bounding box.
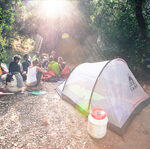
[0,81,150,149]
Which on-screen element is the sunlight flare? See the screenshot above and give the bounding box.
[40,0,70,17]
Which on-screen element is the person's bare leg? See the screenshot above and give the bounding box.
[36,71,42,86]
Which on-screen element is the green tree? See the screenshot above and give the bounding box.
[0,0,24,62]
[79,0,150,69]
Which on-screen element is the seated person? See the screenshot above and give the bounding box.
[32,52,41,61]
[26,59,46,87]
[48,56,60,76]
[22,54,31,81]
[7,55,24,91]
[50,50,58,61]
[57,57,70,79]
[9,55,22,74]
[58,57,66,71]
[0,63,8,74]
[0,62,9,87]
[42,53,49,69]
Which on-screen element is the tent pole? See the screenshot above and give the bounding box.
[88,60,112,110]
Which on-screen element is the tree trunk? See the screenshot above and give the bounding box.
[135,0,147,39]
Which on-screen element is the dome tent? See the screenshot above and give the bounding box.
[57,58,150,135]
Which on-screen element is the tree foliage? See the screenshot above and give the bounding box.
[0,2,14,62]
[0,0,25,62]
[1,0,150,67]
[79,0,150,69]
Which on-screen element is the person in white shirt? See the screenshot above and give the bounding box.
[26,59,46,87]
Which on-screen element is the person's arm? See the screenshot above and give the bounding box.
[59,62,66,71]
[17,63,22,73]
[36,67,46,74]
[22,62,27,72]
[62,62,66,69]
[58,63,63,71]
[9,62,12,72]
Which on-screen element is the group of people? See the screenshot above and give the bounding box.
[0,50,69,92]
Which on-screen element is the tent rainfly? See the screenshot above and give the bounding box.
[56,58,150,135]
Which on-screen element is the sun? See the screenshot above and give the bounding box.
[40,0,69,18]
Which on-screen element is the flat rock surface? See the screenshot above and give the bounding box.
[0,82,150,149]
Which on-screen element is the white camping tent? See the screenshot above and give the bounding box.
[57,58,150,135]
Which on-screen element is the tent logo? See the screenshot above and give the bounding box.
[128,75,137,91]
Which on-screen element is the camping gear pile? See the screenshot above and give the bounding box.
[0,63,8,87]
[143,57,150,74]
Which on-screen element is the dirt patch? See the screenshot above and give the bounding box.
[0,82,150,149]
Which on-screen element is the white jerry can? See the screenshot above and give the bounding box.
[87,108,108,139]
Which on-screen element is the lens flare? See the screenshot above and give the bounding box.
[76,100,90,117]
[62,33,69,39]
